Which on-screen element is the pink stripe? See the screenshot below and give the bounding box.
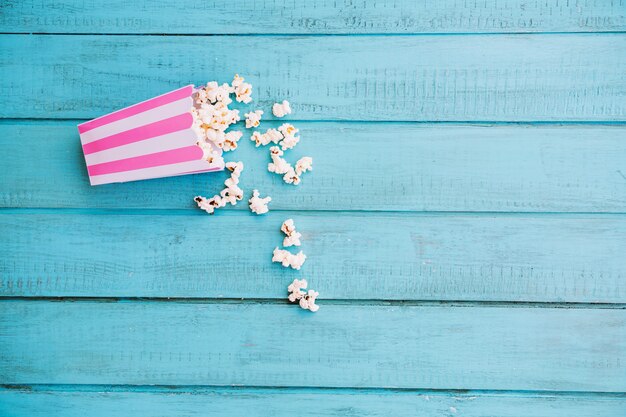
[88,159,222,185]
[87,145,204,176]
[82,113,193,155]
[78,85,194,134]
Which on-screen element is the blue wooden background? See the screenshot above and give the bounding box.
[1,1,626,415]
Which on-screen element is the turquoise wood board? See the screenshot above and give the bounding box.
[1,122,626,212]
[1,212,625,301]
[1,1,625,415]
[1,301,624,391]
[2,0,625,34]
[1,35,625,121]
[1,388,626,417]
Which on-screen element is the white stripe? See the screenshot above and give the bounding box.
[80,97,194,144]
[89,159,223,186]
[84,129,198,166]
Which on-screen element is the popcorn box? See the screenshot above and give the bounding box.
[77,85,223,185]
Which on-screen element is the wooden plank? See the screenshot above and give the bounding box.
[2,122,626,212]
[1,34,625,121]
[1,388,625,417]
[1,212,625,302]
[0,301,624,391]
[2,0,625,35]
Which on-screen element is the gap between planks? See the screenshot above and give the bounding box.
[2,208,626,216]
[0,297,624,309]
[2,31,626,37]
[1,384,625,397]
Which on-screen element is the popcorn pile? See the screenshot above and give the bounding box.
[190,75,254,167]
[192,76,318,312]
[287,279,319,312]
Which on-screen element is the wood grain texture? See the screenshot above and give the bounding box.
[2,0,625,34]
[1,212,625,302]
[1,301,624,391]
[1,388,625,417]
[2,34,625,121]
[2,122,626,212]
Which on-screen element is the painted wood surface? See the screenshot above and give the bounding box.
[2,0,625,34]
[2,388,625,417]
[2,212,625,301]
[2,122,626,212]
[1,1,625,415]
[1,301,624,391]
[2,35,625,121]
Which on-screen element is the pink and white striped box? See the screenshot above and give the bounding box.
[77,85,223,185]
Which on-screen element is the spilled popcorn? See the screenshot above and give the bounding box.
[272,100,292,118]
[267,146,292,174]
[249,189,271,215]
[192,77,318,311]
[287,278,319,312]
[281,218,301,247]
[277,123,299,150]
[272,247,307,270]
[295,157,313,175]
[251,127,283,147]
[272,219,306,269]
[194,161,244,214]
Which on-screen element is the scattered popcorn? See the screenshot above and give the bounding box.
[250,131,265,147]
[283,168,301,185]
[277,123,300,150]
[287,279,319,312]
[194,195,224,215]
[278,123,298,137]
[299,290,320,312]
[265,128,283,144]
[280,135,299,150]
[192,78,319,314]
[220,185,243,205]
[295,157,313,175]
[226,161,244,177]
[195,161,244,214]
[249,189,271,215]
[281,218,302,247]
[222,162,244,205]
[272,247,306,270]
[287,279,308,302]
[270,146,283,157]
[272,100,292,118]
[250,128,283,147]
[267,146,293,174]
[244,110,263,129]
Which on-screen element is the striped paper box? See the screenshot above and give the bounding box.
[77,85,223,185]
